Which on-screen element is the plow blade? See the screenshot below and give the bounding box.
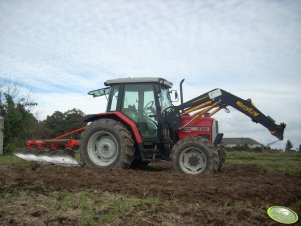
[14,150,80,166]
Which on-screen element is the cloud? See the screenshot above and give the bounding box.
[0,0,300,149]
[35,92,107,119]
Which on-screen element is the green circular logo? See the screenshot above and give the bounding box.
[267,206,298,224]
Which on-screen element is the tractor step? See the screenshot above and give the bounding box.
[139,143,159,160]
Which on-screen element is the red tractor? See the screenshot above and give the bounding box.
[15,77,285,175]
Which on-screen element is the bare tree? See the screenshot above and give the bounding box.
[0,76,37,113]
[0,76,38,153]
[0,77,20,105]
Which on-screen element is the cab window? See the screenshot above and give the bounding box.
[108,85,119,111]
[122,84,158,139]
[159,87,172,111]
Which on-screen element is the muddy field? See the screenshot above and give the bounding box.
[0,161,300,225]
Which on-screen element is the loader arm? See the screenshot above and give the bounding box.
[169,88,286,140]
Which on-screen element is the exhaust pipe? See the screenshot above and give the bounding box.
[180,79,185,105]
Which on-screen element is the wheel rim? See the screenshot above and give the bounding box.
[87,131,118,166]
[179,147,207,174]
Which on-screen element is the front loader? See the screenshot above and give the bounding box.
[15,77,286,175]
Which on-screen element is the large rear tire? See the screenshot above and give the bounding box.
[171,136,219,175]
[80,119,134,169]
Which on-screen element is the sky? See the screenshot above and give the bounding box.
[0,0,300,149]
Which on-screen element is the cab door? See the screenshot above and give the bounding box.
[121,83,158,139]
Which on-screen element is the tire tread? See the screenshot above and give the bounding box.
[80,119,134,169]
[171,136,219,174]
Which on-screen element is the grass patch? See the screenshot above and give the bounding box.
[227,151,301,174]
[0,154,27,165]
[0,189,161,226]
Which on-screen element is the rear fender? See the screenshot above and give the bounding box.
[84,112,142,143]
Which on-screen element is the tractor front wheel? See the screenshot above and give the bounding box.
[80,119,134,169]
[171,136,219,175]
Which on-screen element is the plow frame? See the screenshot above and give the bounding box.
[25,127,85,151]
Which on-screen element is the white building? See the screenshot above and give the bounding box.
[222,138,264,149]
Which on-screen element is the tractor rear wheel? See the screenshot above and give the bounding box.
[217,144,227,171]
[80,119,134,169]
[171,136,219,175]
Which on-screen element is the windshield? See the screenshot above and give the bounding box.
[159,87,172,111]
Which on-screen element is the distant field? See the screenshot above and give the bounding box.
[227,151,301,174]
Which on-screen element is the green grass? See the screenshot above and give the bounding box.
[0,154,27,165]
[227,151,301,174]
[0,189,161,226]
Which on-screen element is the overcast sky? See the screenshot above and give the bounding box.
[0,0,300,149]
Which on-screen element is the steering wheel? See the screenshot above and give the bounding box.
[144,101,154,113]
[143,101,158,135]
[161,106,173,116]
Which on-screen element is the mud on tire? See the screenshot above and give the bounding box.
[80,119,134,169]
[171,136,219,175]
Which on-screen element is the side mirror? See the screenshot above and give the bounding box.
[170,90,179,102]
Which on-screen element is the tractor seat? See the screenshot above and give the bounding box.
[122,105,138,122]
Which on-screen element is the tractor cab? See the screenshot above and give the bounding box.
[89,77,173,141]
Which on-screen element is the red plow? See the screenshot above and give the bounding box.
[14,127,85,166]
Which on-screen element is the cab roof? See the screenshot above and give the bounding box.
[104,77,173,88]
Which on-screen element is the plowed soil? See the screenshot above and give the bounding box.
[1,162,300,225]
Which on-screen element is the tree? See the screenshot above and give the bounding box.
[285,140,293,152]
[42,109,85,139]
[0,77,37,110]
[43,111,66,138]
[0,77,37,153]
[63,109,86,135]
